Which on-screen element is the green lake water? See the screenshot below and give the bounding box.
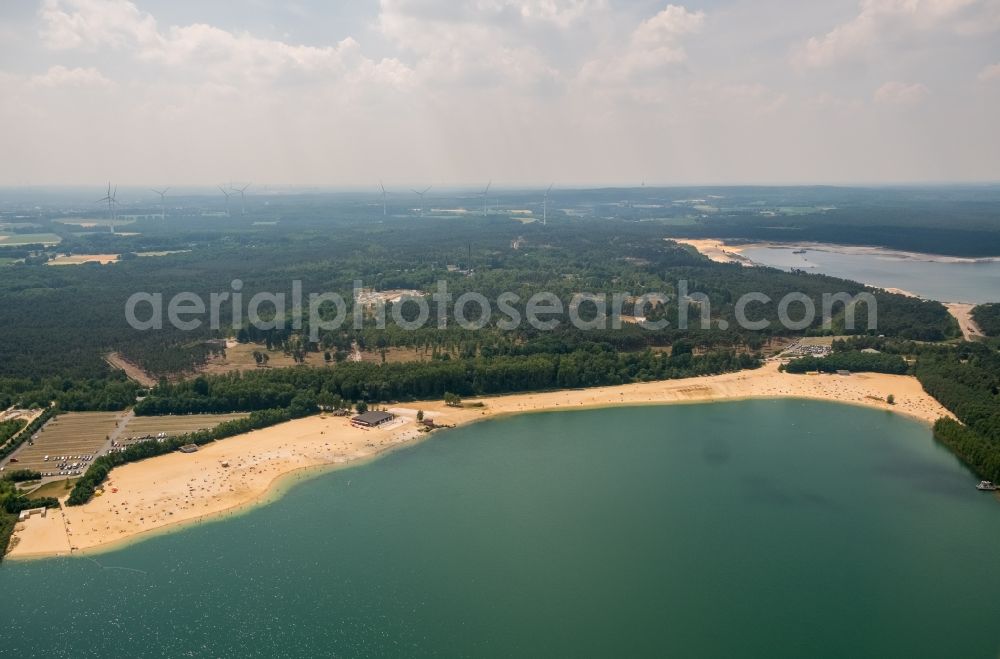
[1,400,999,658]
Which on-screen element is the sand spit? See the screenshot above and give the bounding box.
[672,238,754,265]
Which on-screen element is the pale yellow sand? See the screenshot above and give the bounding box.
[47,253,120,265]
[8,362,953,559]
[6,510,72,556]
[672,238,753,265]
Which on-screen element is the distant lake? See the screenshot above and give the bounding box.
[2,401,999,658]
[738,244,1000,303]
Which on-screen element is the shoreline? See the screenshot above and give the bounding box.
[6,362,954,561]
[675,239,993,332]
[673,237,1000,265]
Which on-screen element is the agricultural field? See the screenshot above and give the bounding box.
[47,253,120,266]
[54,218,134,228]
[0,233,61,246]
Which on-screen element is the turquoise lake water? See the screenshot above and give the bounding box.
[1,400,999,658]
[739,245,1000,303]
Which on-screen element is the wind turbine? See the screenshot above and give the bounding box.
[410,186,432,216]
[480,181,491,217]
[543,183,554,226]
[110,185,119,232]
[378,181,388,217]
[231,183,251,216]
[218,185,232,216]
[97,182,115,222]
[151,187,170,220]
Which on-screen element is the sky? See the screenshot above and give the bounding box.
[0,0,998,187]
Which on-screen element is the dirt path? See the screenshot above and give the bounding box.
[105,353,158,388]
[944,303,985,342]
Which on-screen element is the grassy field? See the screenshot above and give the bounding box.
[201,342,326,374]
[359,347,437,364]
[54,218,134,228]
[0,222,43,230]
[27,478,78,499]
[200,342,431,376]
[0,233,62,246]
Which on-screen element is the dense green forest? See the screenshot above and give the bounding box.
[134,348,761,415]
[0,191,960,413]
[914,343,1000,482]
[780,351,909,374]
[972,304,1000,337]
[649,186,1000,257]
[0,419,26,448]
[0,408,56,462]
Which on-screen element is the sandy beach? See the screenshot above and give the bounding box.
[672,238,754,265]
[678,238,1000,265]
[7,361,953,560]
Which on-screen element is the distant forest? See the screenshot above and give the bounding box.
[0,192,962,410]
[653,186,1000,257]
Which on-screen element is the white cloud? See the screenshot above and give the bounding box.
[513,0,608,27]
[979,62,1000,81]
[29,64,113,88]
[874,80,929,104]
[376,0,574,87]
[807,92,865,112]
[39,0,159,51]
[795,0,1000,68]
[579,4,704,83]
[38,0,413,86]
[4,0,996,185]
[693,82,788,115]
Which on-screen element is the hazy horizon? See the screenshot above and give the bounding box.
[2,0,998,186]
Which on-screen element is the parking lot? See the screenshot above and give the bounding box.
[123,414,247,439]
[2,412,252,483]
[2,411,124,479]
[107,413,249,453]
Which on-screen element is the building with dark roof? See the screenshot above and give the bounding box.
[352,411,394,427]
